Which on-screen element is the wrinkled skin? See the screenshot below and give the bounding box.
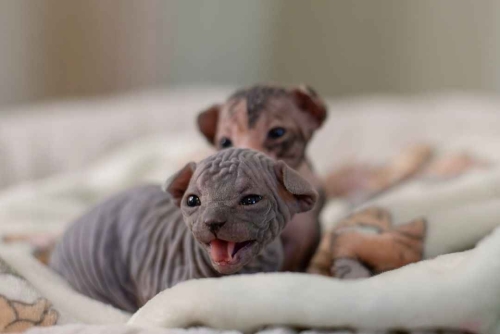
[166,148,318,274]
[197,85,326,271]
[198,85,326,170]
[50,148,318,312]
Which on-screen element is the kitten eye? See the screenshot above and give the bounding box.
[186,195,201,207]
[268,127,286,139]
[240,195,263,206]
[219,137,232,149]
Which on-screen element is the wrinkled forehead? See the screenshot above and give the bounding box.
[197,159,240,187]
[220,95,296,128]
[191,157,272,198]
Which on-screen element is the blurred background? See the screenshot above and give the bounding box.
[2,0,500,239]
[1,1,499,322]
[1,0,500,109]
[3,0,500,191]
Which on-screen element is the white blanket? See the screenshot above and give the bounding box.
[1,133,499,333]
[2,90,500,333]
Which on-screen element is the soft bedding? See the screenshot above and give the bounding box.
[1,90,500,333]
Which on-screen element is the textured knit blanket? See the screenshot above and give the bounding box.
[1,133,499,334]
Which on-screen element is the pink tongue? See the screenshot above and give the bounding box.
[210,239,236,262]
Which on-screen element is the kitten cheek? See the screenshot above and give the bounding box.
[245,209,273,228]
[261,228,277,246]
[182,206,199,216]
[182,210,200,228]
[241,205,268,215]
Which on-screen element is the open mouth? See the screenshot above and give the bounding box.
[209,239,256,264]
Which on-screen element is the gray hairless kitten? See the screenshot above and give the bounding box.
[49,148,318,312]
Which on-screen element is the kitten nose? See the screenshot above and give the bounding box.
[240,138,263,152]
[204,219,226,234]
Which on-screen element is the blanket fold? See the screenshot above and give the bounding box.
[1,132,500,334]
[128,227,500,333]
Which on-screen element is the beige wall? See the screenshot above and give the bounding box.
[0,0,162,107]
[271,0,500,96]
[0,1,47,107]
[162,0,279,86]
[0,0,499,108]
[40,0,162,98]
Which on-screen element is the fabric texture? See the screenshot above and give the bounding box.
[1,88,500,333]
[0,257,59,332]
[130,227,500,333]
[49,149,313,312]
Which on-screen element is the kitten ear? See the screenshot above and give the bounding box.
[290,85,328,129]
[274,161,318,214]
[197,104,220,145]
[163,162,197,207]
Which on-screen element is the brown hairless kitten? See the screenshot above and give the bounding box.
[197,85,327,272]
